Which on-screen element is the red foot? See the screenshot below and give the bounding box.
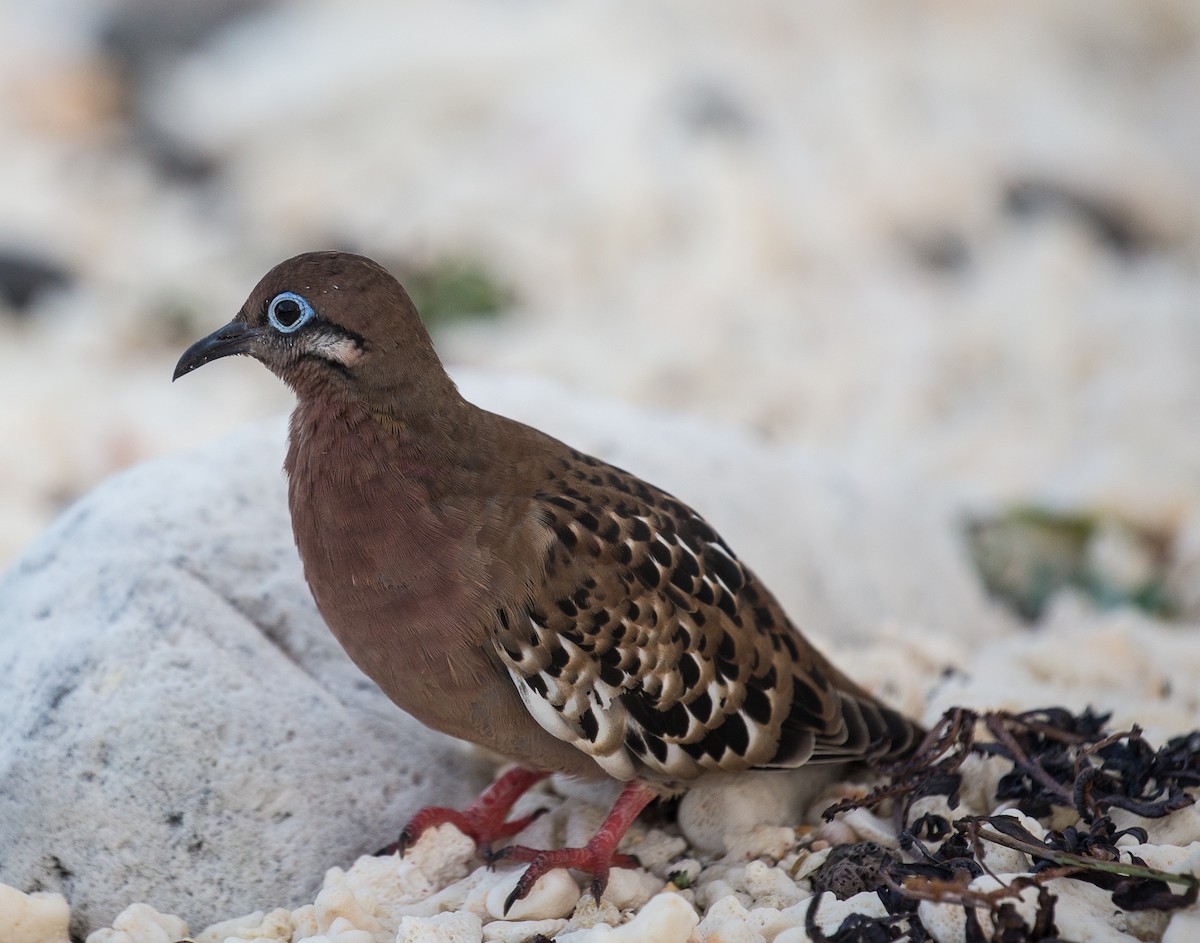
[492,781,656,914]
[378,767,549,857]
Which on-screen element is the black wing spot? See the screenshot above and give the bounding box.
[634,556,661,588]
[649,540,672,567]
[630,517,651,541]
[579,707,600,742]
[556,598,578,617]
[720,713,750,756]
[669,566,695,594]
[716,591,738,619]
[742,683,772,725]
[657,700,691,739]
[555,525,578,548]
[717,632,736,661]
[599,662,624,687]
[546,645,570,677]
[679,654,701,689]
[790,677,828,728]
[704,545,744,592]
[527,673,548,697]
[644,732,668,764]
[690,689,714,724]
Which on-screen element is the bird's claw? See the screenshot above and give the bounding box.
[375,824,415,858]
[382,801,550,861]
[498,844,642,915]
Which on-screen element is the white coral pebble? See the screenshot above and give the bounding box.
[484,868,580,920]
[480,918,568,942]
[601,868,663,911]
[693,895,764,943]
[395,912,482,943]
[85,903,189,943]
[195,908,293,943]
[741,860,805,909]
[0,884,71,943]
[772,891,889,942]
[401,824,479,888]
[1164,906,1200,943]
[554,892,698,942]
[311,883,386,938]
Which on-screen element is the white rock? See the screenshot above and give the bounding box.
[693,895,764,943]
[1121,841,1200,878]
[1044,877,1147,943]
[677,768,839,854]
[195,908,293,943]
[85,903,189,943]
[558,894,621,933]
[618,827,688,874]
[662,858,702,889]
[312,884,387,938]
[290,905,320,940]
[977,810,1041,874]
[917,900,966,943]
[1164,906,1200,943]
[772,891,889,941]
[740,861,804,910]
[554,892,698,943]
[1113,803,1200,850]
[391,867,500,921]
[293,916,376,943]
[0,422,491,937]
[480,917,568,942]
[484,868,579,921]
[0,884,71,943]
[395,911,483,943]
[838,808,897,846]
[789,848,831,883]
[601,868,662,912]
[402,824,480,888]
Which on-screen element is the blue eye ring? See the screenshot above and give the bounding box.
[267,291,314,333]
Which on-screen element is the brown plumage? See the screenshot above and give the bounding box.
[175,250,922,909]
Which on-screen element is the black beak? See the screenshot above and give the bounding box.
[173,320,258,380]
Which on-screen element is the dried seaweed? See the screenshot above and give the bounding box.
[810,706,1200,942]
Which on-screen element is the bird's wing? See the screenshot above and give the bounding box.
[489,449,920,784]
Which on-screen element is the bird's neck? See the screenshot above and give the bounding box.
[286,390,476,491]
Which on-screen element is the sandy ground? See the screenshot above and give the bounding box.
[2,1,1199,940]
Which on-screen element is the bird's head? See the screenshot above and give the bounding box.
[174,250,451,403]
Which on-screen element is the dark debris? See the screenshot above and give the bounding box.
[808,706,1200,942]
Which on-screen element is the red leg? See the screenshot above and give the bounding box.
[493,781,656,914]
[379,767,550,857]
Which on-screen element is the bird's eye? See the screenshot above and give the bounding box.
[267,291,314,333]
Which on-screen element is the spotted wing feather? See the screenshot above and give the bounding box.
[490,450,920,784]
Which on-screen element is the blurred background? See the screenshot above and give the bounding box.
[2,0,1199,621]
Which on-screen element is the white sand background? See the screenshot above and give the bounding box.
[2,1,1199,940]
